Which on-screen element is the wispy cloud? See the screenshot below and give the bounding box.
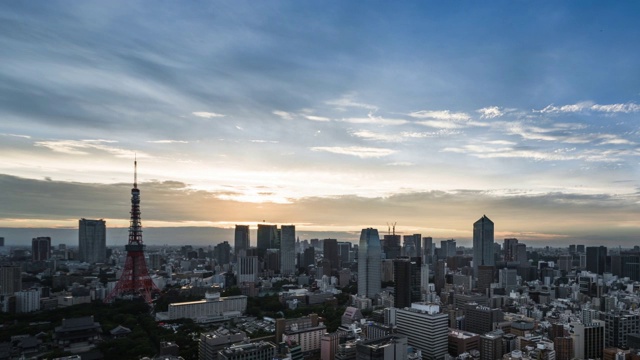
[249,140,279,143]
[326,94,378,111]
[1,133,31,139]
[351,129,442,142]
[303,115,331,122]
[341,113,407,126]
[192,111,225,118]
[310,146,396,158]
[504,121,633,145]
[409,109,488,129]
[443,143,638,162]
[147,140,189,144]
[34,139,142,158]
[386,162,414,166]
[536,101,640,114]
[273,110,294,120]
[409,110,471,121]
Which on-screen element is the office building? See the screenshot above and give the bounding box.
[0,265,21,295]
[358,228,381,299]
[199,328,246,360]
[218,341,276,360]
[554,336,574,360]
[323,238,339,276]
[473,216,494,277]
[257,224,278,251]
[338,241,352,265]
[383,234,401,260]
[503,238,518,262]
[465,303,503,335]
[604,311,640,349]
[448,330,480,357]
[32,237,51,261]
[479,330,503,360]
[586,246,607,275]
[423,237,433,264]
[280,225,296,276]
[570,321,604,360]
[394,257,420,309]
[440,239,456,259]
[393,303,448,360]
[356,335,408,360]
[213,241,231,266]
[167,293,247,322]
[234,225,250,256]
[78,218,106,263]
[237,255,259,283]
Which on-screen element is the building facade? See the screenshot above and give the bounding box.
[358,228,381,299]
[78,218,106,263]
[473,216,494,278]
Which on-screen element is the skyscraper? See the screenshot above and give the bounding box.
[323,238,339,276]
[280,225,296,276]
[586,246,607,275]
[503,238,518,262]
[0,265,21,295]
[473,215,494,277]
[257,224,278,251]
[423,237,433,264]
[78,218,106,263]
[393,257,420,309]
[31,237,51,261]
[234,225,250,256]
[358,228,381,299]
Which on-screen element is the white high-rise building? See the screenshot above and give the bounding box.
[280,225,296,276]
[79,218,106,263]
[473,215,494,278]
[391,303,448,360]
[358,228,381,299]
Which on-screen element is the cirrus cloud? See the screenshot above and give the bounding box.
[310,146,396,158]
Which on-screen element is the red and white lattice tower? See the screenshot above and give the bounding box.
[105,160,159,303]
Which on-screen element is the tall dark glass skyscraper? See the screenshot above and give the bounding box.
[473,215,494,278]
[358,228,381,299]
[234,225,250,256]
[586,246,607,275]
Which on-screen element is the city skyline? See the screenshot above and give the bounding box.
[2,2,640,246]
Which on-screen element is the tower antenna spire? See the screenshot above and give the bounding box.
[134,154,137,188]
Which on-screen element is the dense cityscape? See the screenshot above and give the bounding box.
[2,2,640,360]
[0,164,639,360]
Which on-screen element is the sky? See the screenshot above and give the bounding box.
[1,1,640,247]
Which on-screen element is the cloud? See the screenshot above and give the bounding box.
[504,121,633,145]
[351,129,442,142]
[34,139,142,158]
[409,109,489,129]
[536,101,640,114]
[386,162,414,166]
[273,110,294,120]
[146,140,188,144]
[341,113,407,126]
[192,111,225,118]
[409,110,471,121]
[477,106,503,119]
[443,142,637,163]
[304,115,331,122]
[326,94,378,111]
[310,146,396,158]
[1,133,31,139]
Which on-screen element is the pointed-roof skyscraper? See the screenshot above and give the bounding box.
[473,215,494,278]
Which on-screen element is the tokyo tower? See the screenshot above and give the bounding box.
[105,160,159,303]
